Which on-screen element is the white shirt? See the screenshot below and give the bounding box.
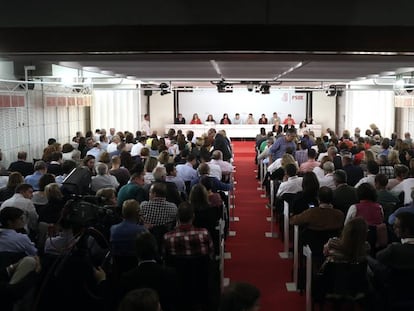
[391,177,414,205]
[312,166,325,180]
[318,173,336,190]
[210,159,234,175]
[354,174,376,189]
[267,158,282,174]
[131,142,144,157]
[142,119,151,134]
[1,193,38,232]
[207,162,222,181]
[317,152,328,162]
[277,176,303,197]
[233,118,242,124]
[106,142,118,154]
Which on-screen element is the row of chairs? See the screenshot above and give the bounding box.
[256,158,414,311]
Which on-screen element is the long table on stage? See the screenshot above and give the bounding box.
[164,124,322,138]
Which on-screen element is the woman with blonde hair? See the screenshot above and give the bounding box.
[323,217,369,263]
[387,149,400,166]
[158,150,171,166]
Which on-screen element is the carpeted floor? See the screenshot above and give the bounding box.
[224,141,305,311]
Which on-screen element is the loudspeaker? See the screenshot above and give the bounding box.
[18,82,35,90]
[144,90,153,96]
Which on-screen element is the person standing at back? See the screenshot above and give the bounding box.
[269,128,297,162]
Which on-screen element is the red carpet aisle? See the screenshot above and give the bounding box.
[224,141,305,311]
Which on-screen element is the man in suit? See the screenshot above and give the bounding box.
[210,128,232,162]
[119,232,178,311]
[8,151,34,177]
[174,113,186,124]
[341,153,364,187]
[332,170,358,215]
[376,212,414,269]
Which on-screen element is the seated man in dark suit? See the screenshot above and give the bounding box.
[7,151,34,177]
[376,212,414,269]
[174,113,186,124]
[190,163,232,193]
[120,232,178,311]
[368,212,414,307]
[332,170,358,215]
[341,153,363,187]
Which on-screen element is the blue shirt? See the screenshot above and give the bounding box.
[110,220,147,256]
[0,228,37,255]
[166,175,186,193]
[176,163,198,182]
[190,175,232,192]
[269,136,296,161]
[388,205,414,225]
[24,171,43,191]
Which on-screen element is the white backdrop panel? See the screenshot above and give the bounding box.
[178,89,307,124]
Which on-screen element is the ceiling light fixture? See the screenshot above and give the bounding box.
[260,82,270,94]
[159,82,171,96]
[216,80,233,93]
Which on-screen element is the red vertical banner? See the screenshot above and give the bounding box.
[0,95,11,107]
[17,96,25,107]
[58,97,67,107]
[11,95,25,107]
[46,96,57,107]
[68,97,76,106]
[77,97,84,106]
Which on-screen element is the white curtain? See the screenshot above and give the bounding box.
[92,90,141,133]
[345,90,394,137]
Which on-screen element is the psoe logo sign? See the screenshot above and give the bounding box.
[292,94,304,100]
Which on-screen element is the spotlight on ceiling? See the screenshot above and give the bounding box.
[247,83,254,92]
[216,80,233,93]
[260,83,270,94]
[325,86,337,97]
[159,82,171,96]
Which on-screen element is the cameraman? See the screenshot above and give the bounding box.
[38,201,113,311]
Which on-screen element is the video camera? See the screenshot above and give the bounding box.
[63,195,115,229]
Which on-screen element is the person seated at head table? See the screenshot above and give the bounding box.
[189,113,202,125]
[283,113,296,125]
[232,113,242,124]
[220,113,232,125]
[205,114,216,124]
[174,113,186,124]
[245,113,255,124]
